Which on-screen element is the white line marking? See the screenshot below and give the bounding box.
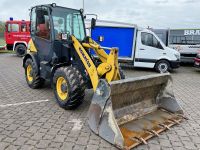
[68,119,83,131]
[0,99,49,108]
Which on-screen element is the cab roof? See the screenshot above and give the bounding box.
[31,3,82,12]
[6,20,30,24]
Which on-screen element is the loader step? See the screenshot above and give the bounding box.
[119,109,183,149]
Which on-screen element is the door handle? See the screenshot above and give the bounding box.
[140,48,145,50]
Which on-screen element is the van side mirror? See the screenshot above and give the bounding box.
[91,18,96,29]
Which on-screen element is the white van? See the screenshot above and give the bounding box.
[86,20,180,73]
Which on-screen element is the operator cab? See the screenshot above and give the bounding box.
[30,4,86,64]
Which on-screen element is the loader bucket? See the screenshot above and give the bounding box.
[88,74,184,149]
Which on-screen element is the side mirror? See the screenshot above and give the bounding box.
[91,18,96,29]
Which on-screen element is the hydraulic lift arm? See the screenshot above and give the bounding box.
[71,35,121,90]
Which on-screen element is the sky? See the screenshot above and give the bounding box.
[0,0,199,29]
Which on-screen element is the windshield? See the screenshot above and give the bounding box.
[169,29,200,45]
[52,7,85,41]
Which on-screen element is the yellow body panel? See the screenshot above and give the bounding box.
[82,38,108,63]
[71,36,99,90]
[72,36,121,91]
[72,36,121,90]
[27,39,37,53]
[105,48,120,82]
[97,63,111,77]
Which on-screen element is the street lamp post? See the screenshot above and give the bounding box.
[83,0,85,12]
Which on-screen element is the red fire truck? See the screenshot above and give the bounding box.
[4,19,30,56]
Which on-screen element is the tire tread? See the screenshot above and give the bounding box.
[25,58,44,89]
[53,66,86,109]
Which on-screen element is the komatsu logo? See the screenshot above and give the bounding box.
[184,30,200,36]
[79,48,91,67]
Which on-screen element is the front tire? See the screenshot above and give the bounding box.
[25,58,45,89]
[53,66,85,110]
[155,60,171,73]
[15,44,26,57]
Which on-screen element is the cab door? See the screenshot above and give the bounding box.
[30,6,53,62]
[134,31,164,68]
[5,23,12,44]
[20,22,30,43]
[6,23,20,45]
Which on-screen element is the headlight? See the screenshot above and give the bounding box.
[197,53,200,58]
[174,53,180,60]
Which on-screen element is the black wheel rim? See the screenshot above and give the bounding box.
[17,47,25,55]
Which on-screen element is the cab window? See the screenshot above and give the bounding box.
[7,24,11,32]
[52,16,65,40]
[11,24,19,32]
[52,7,85,41]
[36,7,50,40]
[30,8,36,34]
[31,7,50,40]
[141,32,153,46]
[66,15,72,35]
[141,32,163,49]
[73,14,85,40]
[153,36,159,48]
[21,23,27,32]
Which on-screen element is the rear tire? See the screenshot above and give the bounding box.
[25,58,45,89]
[155,60,171,73]
[15,44,26,57]
[53,66,85,110]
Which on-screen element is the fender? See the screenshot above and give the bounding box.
[157,55,174,62]
[13,41,28,51]
[50,63,69,86]
[23,52,39,74]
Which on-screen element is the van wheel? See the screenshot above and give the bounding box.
[155,60,171,73]
[15,44,26,57]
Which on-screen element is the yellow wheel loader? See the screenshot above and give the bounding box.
[23,3,185,149]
